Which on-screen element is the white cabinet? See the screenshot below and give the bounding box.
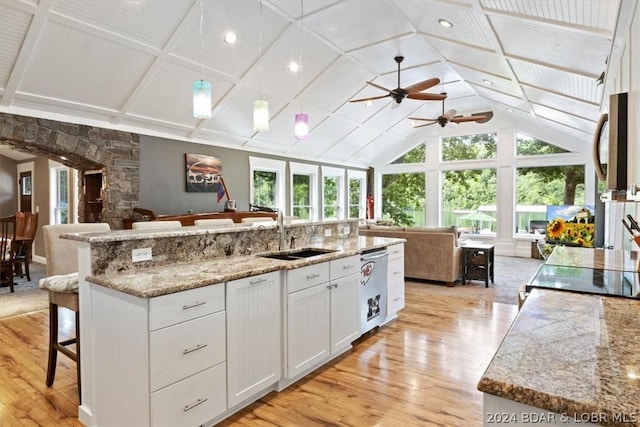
[87,283,227,427]
[226,271,281,408]
[285,256,360,379]
[386,243,405,321]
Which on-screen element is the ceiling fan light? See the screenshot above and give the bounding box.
[253,99,269,131]
[193,80,212,119]
[438,19,453,28]
[294,113,309,140]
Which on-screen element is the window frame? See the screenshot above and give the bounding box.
[321,166,345,220]
[249,156,286,211]
[289,162,319,221]
[347,169,367,219]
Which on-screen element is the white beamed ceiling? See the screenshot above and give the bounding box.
[0,0,629,168]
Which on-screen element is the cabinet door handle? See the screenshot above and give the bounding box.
[306,273,320,279]
[184,397,208,412]
[250,278,267,285]
[183,343,208,355]
[326,285,333,290]
[393,270,402,275]
[342,264,354,269]
[182,301,206,310]
[333,283,338,288]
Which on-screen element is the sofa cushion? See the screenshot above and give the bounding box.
[368,224,405,231]
[406,225,456,233]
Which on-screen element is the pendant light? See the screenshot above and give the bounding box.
[294,0,309,140]
[253,0,269,131]
[193,0,211,119]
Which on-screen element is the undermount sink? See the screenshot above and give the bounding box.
[259,248,336,261]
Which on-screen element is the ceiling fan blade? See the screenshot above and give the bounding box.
[472,111,493,123]
[365,81,393,93]
[407,92,447,101]
[405,77,441,94]
[444,109,457,120]
[412,122,437,129]
[408,117,438,122]
[349,94,391,103]
[450,115,486,123]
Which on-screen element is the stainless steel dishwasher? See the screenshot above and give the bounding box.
[360,248,389,333]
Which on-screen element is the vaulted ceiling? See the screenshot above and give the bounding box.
[0,0,630,168]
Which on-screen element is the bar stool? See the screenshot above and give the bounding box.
[39,223,111,402]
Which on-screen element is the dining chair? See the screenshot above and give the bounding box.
[39,223,111,403]
[1,216,17,293]
[13,212,38,281]
[131,220,183,229]
[193,218,234,227]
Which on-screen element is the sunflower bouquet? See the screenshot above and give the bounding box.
[546,218,595,247]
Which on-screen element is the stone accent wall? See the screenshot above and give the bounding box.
[0,113,140,229]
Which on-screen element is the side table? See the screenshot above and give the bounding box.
[461,243,495,288]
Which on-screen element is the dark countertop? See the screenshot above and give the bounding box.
[478,288,640,426]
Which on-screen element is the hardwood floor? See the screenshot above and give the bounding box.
[0,281,518,426]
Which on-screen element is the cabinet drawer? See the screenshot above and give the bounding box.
[330,255,360,279]
[388,282,405,314]
[387,257,404,283]
[151,362,227,427]
[150,311,225,392]
[149,283,224,331]
[287,262,330,293]
[387,243,404,261]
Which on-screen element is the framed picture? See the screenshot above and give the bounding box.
[185,153,222,193]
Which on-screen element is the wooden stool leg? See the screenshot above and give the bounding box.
[46,302,58,387]
[76,311,81,404]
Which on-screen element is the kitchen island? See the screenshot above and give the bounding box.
[65,220,405,426]
[478,247,640,426]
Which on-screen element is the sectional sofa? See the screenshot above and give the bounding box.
[358,225,462,286]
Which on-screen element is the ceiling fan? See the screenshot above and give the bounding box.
[409,95,492,128]
[349,56,447,104]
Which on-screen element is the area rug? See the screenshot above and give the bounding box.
[406,255,542,306]
[0,262,48,318]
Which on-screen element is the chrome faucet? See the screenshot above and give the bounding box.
[277,209,285,250]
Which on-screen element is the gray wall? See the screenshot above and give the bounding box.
[139,135,367,216]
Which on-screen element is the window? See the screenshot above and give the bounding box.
[392,144,425,164]
[49,163,72,225]
[442,133,497,161]
[290,162,318,221]
[322,166,344,220]
[442,169,497,233]
[381,172,425,226]
[515,165,585,233]
[347,170,367,219]
[249,157,285,211]
[516,132,570,156]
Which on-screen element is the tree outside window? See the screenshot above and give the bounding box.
[442,169,497,232]
[292,174,311,219]
[252,170,277,209]
[442,133,496,161]
[515,133,585,233]
[348,178,363,218]
[323,176,338,219]
[382,172,425,226]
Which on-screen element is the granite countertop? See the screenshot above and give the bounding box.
[478,288,640,426]
[546,246,639,272]
[86,236,403,298]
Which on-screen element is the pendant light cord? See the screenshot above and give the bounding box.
[199,0,205,81]
[298,0,304,113]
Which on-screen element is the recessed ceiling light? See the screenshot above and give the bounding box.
[60,156,68,161]
[483,79,493,85]
[223,31,237,44]
[364,100,373,107]
[438,19,453,28]
[506,108,514,112]
[288,61,300,73]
